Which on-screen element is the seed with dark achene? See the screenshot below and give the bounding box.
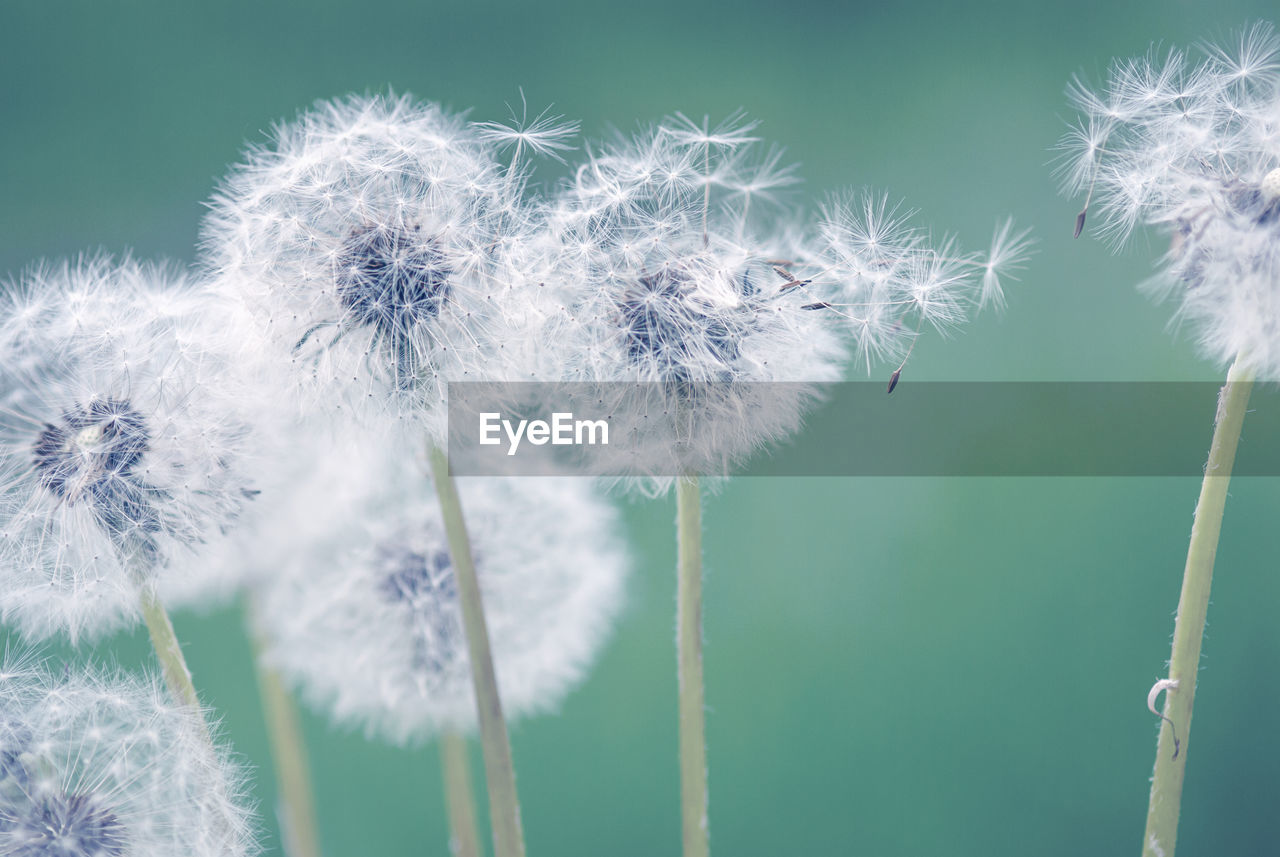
[336,225,451,346]
[1,791,128,857]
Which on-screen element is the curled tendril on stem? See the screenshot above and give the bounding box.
[1146,678,1181,760]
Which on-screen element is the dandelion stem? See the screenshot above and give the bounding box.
[428,444,526,857]
[1142,357,1254,857]
[247,595,323,857]
[677,475,708,857]
[138,580,203,713]
[441,730,483,857]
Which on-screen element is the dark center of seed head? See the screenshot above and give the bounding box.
[32,399,149,503]
[31,398,164,564]
[378,546,464,677]
[617,264,748,382]
[2,791,127,857]
[336,225,452,347]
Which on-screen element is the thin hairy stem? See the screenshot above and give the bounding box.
[1142,357,1254,857]
[677,476,708,857]
[427,444,526,857]
[138,580,203,713]
[441,731,483,857]
[247,595,323,857]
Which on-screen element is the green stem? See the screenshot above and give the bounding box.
[247,595,323,857]
[138,580,202,713]
[677,476,708,857]
[441,730,483,857]
[427,444,526,857]
[1143,358,1254,857]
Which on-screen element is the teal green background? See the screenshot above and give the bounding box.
[3,2,1279,854]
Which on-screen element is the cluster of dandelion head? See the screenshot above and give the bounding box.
[533,115,1026,488]
[0,654,256,857]
[533,117,845,484]
[0,257,263,643]
[1062,22,1280,375]
[201,93,553,437]
[249,433,629,744]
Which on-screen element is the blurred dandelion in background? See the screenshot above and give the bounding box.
[250,436,629,741]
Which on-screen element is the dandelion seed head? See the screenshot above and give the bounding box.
[252,435,629,742]
[1061,22,1280,375]
[532,116,850,489]
[0,655,257,857]
[530,114,1026,489]
[0,257,266,642]
[201,93,553,436]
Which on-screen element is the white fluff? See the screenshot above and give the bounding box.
[0,257,267,642]
[0,653,258,857]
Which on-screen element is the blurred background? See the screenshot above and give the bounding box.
[3,1,1279,854]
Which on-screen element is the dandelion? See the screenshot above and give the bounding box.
[1060,23,1279,857]
[538,116,849,486]
[255,443,627,743]
[0,653,258,857]
[1061,21,1280,375]
[199,93,553,438]
[247,433,626,857]
[0,257,262,645]
[201,93,577,857]
[534,112,1027,857]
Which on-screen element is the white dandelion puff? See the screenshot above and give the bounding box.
[1060,21,1280,375]
[0,257,264,642]
[252,434,629,743]
[534,115,848,487]
[532,114,1027,485]
[0,654,258,857]
[199,93,552,438]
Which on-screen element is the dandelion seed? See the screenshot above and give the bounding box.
[474,90,579,168]
[801,194,1032,371]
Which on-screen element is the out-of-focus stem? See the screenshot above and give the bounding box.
[441,730,483,857]
[427,443,526,857]
[247,595,323,857]
[677,476,708,857]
